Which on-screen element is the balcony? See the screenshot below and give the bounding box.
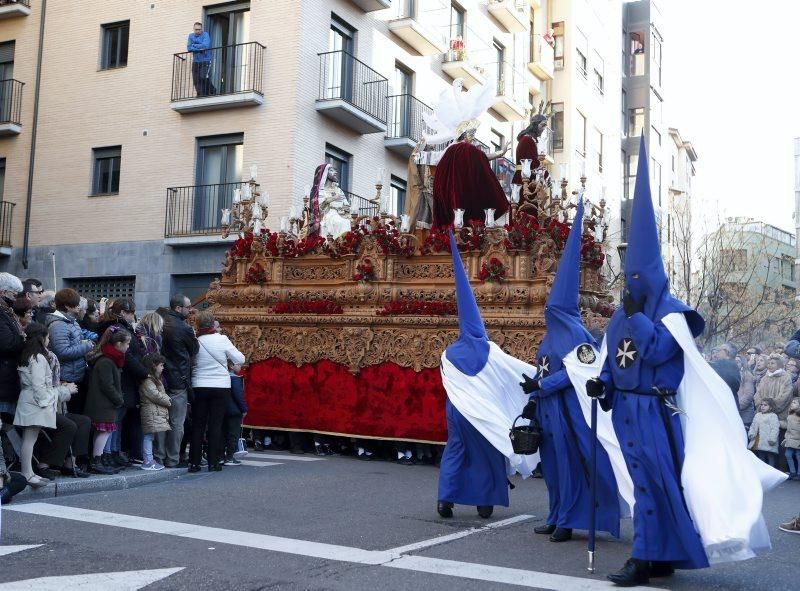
[0,0,31,19]
[442,53,487,89]
[388,11,447,56]
[171,42,265,113]
[316,51,388,134]
[385,94,432,158]
[350,0,391,11]
[347,192,379,218]
[0,79,23,136]
[165,181,247,244]
[528,35,555,82]
[492,65,527,122]
[487,0,529,34]
[0,200,14,254]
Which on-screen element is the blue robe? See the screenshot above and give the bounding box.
[438,400,509,507]
[535,365,621,537]
[600,309,708,569]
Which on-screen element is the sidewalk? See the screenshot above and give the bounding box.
[14,466,188,501]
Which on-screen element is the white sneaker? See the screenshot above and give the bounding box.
[141,461,164,471]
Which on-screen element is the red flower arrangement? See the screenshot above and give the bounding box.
[245,262,268,285]
[478,257,507,283]
[353,258,376,282]
[370,220,415,257]
[580,234,605,269]
[324,228,364,259]
[376,298,457,316]
[421,223,485,254]
[272,299,344,314]
[545,218,570,249]
[503,212,539,251]
[230,232,255,258]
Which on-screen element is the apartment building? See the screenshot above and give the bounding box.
[548,0,624,275]
[664,127,696,300]
[0,0,550,309]
[794,137,800,289]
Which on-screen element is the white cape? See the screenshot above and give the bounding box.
[659,312,787,564]
[563,345,635,517]
[440,342,540,478]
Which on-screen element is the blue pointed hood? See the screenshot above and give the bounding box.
[624,135,704,335]
[537,199,596,368]
[444,231,490,375]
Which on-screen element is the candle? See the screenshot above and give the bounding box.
[253,219,263,234]
[242,183,251,200]
[511,184,521,204]
[400,214,411,233]
[580,159,587,178]
[280,216,289,232]
[521,159,533,179]
[250,165,258,181]
[558,163,567,180]
[376,167,385,185]
[220,208,231,225]
[484,208,496,228]
[251,202,262,220]
[258,192,270,208]
[232,188,241,203]
[454,208,465,229]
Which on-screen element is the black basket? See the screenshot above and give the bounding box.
[509,414,541,455]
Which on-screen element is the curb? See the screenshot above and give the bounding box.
[15,468,187,500]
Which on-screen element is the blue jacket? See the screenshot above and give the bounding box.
[46,312,93,383]
[226,374,248,417]
[187,32,212,62]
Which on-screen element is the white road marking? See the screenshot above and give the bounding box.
[236,460,283,468]
[0,567,184,590]
[247,452,326,462]
[0,545,41,557]
[6,504,661,590]
[387,514,534,554]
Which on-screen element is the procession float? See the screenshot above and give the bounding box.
[206,86,613,444]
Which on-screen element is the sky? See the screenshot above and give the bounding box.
[661,0,799,236]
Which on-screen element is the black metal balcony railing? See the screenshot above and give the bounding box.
[387,94,432,142]
[165,181,247,238]
[0,79,23,125]
[0,201,14,247]
[318,50,388,124]
[345,191,379,219]
[171,42,265,102]
[0,0,31,7]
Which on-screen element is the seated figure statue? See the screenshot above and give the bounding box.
[308,164,352,239]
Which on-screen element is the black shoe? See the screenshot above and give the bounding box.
[649,561,674,578]
[437,500,454,518]
[101,453,122,472]
[607,558,650,587]
[110,452,130,468]
[89,457,116,475]
[35,467,61,480]
[208,464,222,472]
[532,466,543,479]
[534,524,556,535]
[188,464,202,473]
[60,466,90,478]
[477,505,494,519]
[549,527,572,542]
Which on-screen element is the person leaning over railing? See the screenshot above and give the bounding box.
[187,21,215,97]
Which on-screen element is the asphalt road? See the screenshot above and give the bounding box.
[0,450,798,590]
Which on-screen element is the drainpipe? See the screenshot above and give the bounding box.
[22,0,46,269]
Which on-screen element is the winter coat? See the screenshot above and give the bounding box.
[226,374,248,417]
[710,358,741,406]
[109,319,148,407]
[139,377,171,434]
[45,311,93,383]
[160,310,199,392]
[84,355,124,423]
[14,354,71,429]
[748,411,780,453]
[738,369,756,426]
[754,369,793,429]
[192,333,245,389]
[0,301,25,410]
[784,412,800,450]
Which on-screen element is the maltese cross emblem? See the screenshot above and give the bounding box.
[539,355,550,377]
[615,338,638,369]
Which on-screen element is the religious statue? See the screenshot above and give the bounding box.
[512,101,551,186]
[308,164,353,239]
[421,78,509,229]
[403,139,434,229]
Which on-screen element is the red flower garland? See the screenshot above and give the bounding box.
[478,258,507,283]
[580,234,605,269]
[353,258,376,282]
[245,262,268,285]
[272,300,344,314]
[376,299,457,316]
[503,212,539,251]
[421,224,485,254]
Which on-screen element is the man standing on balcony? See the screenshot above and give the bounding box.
[187,22,215,97]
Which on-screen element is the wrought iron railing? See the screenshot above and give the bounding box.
[387,94,431,142]
[0,201,14,247]
[0,79,23,125]
[171,42,265,102]
[165,181,248,237]
[346,191,379,219]
[318,50,388,124]
[0,0,31,7]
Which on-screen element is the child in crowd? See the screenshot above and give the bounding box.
[783,398,800,480]
[84,326,130,475]
[222,363,247,465]
[139,354,171,471]
[749,399,780,467]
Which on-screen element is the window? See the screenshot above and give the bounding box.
[91,146,121,195]
[193,134,243,231]
[0,158,5,203]
[450,2,465,41]
[326,16,356,101]
[494,40,505,91]
[722,249,748,272]
[552,22,564,69]
[651,158,662,206]
[529,12,536,62]
[171,274,217,311]
[395,0,415,18]
[325,144,351,193]
[100,21,129,70]
[621,89,627,136]
[650,26,663,87]
[594,129,603,173]
[575,111,586,157]
[651,126,661,146]
[551,102,564,150]
[65,276,136,301]
[629,107,645,137]
[629,31,645,76]
[575,29,588,79]
[627,153,637,199]
[490,129,504,174]
[389,176,407,217]
[593,52,604,94]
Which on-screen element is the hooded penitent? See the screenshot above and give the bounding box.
[531,199,626,537]
[438,232,538,507]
